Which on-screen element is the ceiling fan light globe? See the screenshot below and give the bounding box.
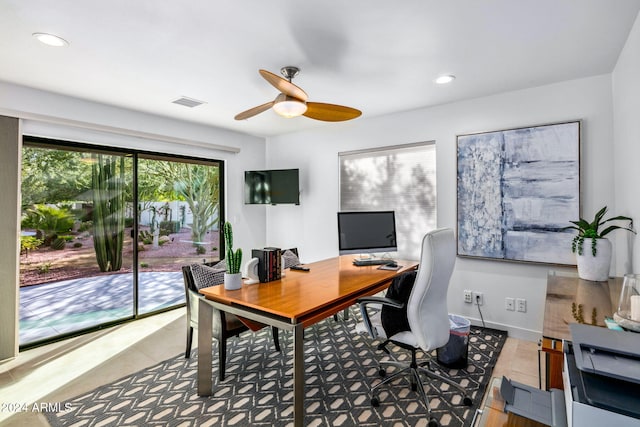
[273,98,307,118]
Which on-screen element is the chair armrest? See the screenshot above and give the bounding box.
[357,296,404,309]
[356,296,404,339]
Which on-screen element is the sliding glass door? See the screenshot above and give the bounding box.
[136,156,222,315]
[19,137,223,347]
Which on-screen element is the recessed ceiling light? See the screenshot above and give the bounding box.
[32,32,69,47]
[435,74,455,84]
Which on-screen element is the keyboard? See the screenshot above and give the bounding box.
[353,258,392,266]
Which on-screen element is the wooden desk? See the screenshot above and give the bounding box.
[197,256,418,427]
[542,271,622,389]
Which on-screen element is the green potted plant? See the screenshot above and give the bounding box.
[223,221,243,290]
[566,206,634,281]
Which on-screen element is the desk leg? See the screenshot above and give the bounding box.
[197,298,213,396]
[293,323,304,427]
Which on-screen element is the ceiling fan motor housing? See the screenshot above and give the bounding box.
[281,66,300,81]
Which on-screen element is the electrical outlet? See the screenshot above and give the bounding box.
[516,298,527,312]
[472,291,484,306]
[505,297,515,311]
[464,290,473,303]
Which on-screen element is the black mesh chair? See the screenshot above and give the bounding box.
[182,264,280,381]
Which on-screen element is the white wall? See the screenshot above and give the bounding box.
[266,74,616,340]
[613,12,640,275]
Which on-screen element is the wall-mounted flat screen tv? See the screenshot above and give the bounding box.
[244,168,300,205]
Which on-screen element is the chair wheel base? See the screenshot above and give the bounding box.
[463,396,473,406]
[371,397,380,407]
[427,418,439,427]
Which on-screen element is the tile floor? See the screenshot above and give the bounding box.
[1,308,542,427]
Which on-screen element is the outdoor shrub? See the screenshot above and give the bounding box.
[73,242,83,248]
[138,230,154,244]
[20,236,43,254]
[159,220,181,235]
[37,262,52,274]
[140,262,149,268]
[158,236,170,246]
[78,221,92,232]
[59,235,74,242]
[125,217,135,228]
[21,204,75,240]
[195,244,206,255]
[51,237,66,250]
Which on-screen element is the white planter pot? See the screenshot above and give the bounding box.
[575,238,612,282]
[224,272,243,290]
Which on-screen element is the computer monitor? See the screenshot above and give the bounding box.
[337,211,398,256]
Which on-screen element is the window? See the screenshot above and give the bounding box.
[339,142,436,260]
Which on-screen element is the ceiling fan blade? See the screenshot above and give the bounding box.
[259,69,308,102]
[303,102,362,122]
[234,101,274,120]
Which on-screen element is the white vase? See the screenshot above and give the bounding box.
[224,272,242,290]
[575,238,612,282]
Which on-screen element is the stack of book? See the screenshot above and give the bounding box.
[251,247,282,282]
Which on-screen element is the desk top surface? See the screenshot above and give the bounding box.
[544,271,623,341]
[199,256,418,322]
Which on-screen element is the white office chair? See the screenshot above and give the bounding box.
[356,228,472,427]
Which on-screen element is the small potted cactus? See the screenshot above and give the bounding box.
[223,221,243,290]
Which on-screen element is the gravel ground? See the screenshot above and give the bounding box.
[20,229,220,287]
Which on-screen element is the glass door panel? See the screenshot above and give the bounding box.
[19,144,134,345]
[136,156,222,315]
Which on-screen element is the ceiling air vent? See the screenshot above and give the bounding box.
[171,96,206,108]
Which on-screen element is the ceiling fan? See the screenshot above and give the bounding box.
[234,66,362,122]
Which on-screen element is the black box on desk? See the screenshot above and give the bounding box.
[251,247,282,282]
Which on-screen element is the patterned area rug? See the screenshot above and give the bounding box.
[46,313,506,427]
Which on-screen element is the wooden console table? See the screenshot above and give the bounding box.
[474,377,547,426]
[542,270,622,390]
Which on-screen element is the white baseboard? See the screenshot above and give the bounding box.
[465,316,541,343]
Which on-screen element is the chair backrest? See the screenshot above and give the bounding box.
[406,228,456,352]
[182,262,225,327]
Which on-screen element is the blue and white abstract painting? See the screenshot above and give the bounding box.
[457,121,580,265]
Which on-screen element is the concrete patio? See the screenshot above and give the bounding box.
[19,271,185,345]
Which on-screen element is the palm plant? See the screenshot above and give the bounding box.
[566,206,635,256]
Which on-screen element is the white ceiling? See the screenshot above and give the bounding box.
[1,1,639,138]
